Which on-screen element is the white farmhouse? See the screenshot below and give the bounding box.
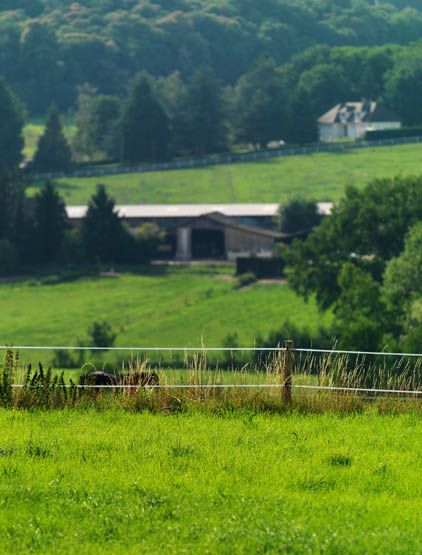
[318,100,401,142]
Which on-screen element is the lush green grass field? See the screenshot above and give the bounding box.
[0,266,329,350]
[26,142,422,204]
[0,410,420,554]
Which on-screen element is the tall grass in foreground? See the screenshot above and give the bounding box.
[0,349,420,413]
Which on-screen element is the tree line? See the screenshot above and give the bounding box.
[6,37,422,172]
[2,1,422,114]
[0,178,162,274]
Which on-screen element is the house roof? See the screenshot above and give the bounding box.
[318,101,400,125]
[66,203,333,219]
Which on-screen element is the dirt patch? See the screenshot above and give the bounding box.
[258,278,287,285]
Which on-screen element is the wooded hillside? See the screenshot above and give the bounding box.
[2,0,422,113]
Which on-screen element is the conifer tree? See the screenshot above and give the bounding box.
[177,67,227,155]
[33,105,72,171]
[0,79,24,175]
[121,74,170,163]
[81,184,127,263]
[32,181,68,262]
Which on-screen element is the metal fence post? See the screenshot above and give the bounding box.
[281,340,294,405]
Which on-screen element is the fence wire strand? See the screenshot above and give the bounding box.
[10,383,421,395]
[1,345,421,357]
[3,345,421,398]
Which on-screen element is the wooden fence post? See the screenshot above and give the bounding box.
[281,340,294,405]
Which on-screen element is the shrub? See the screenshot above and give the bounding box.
[234,272,257,289]
[87,321,117,351]
[0,349,19,406]
[60,228,86,265]
[135,223,163,263]
[365,126,422,141]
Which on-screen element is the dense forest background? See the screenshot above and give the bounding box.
[2,0,422,114]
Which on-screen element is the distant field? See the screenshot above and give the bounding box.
[23,118,76,159]
[0,266,329,352]
[0,410,420,554]
[26,142,422,204]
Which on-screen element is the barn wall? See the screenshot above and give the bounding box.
[225,228,274,256]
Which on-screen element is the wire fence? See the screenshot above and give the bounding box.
[27,135,422,181]
[9,383,421,395]
[1,345,421,357]
[2,344,421,396]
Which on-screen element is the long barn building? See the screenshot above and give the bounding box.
[66,203,332,260]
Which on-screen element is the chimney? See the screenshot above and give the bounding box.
[361,97,371,114]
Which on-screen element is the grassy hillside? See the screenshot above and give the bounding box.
[0,266,329,350]
[28,142,422,204]
[1,410,420,553]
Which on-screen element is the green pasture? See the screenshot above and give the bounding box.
[23,118,76,160]
[0,266,329,350]
[0,410,420,554]
[26,142,422,204]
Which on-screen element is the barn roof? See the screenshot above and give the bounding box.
[66,203,332,219]
[173,211,287,239]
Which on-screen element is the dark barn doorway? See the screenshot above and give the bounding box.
[191,229,225,258]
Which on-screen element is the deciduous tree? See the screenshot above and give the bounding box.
[382,222,422,351]
[234,58,286,148]
[277,198,322,234]
[285,176,422,309]
[75,90,120,160]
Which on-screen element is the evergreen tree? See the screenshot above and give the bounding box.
[33,105,72,172]
[0,78,24,175]
[81,185,127,263]
[0,174,25,243]
[121,73,170,163]
[177,68,227,156]
[32,181,68,262]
